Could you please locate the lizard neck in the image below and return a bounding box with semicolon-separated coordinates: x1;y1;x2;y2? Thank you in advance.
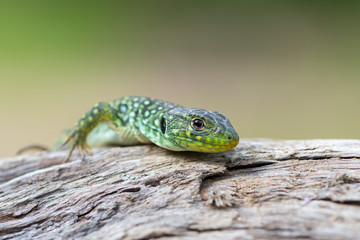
111;96;180;148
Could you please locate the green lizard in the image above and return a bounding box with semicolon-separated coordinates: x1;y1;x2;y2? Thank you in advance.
27;96;239;161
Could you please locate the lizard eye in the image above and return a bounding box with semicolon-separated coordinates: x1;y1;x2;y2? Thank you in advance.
192;119;204;130
161;117;166;134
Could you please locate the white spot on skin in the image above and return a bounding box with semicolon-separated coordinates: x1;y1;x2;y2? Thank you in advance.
154;119;160;126
120;105;127;113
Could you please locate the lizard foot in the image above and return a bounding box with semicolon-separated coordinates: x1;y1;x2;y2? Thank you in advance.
62;130;93;162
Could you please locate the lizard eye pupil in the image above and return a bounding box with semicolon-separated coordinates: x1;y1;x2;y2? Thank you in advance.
192;119;204;130
161;117;166;134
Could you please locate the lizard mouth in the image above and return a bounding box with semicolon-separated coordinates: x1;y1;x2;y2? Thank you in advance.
173;135;239;153
229;138;239;150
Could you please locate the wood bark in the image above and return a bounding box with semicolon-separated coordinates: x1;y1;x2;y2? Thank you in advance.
0;139;360;240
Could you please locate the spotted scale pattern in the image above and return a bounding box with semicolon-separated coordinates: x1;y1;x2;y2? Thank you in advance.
62;96;239;161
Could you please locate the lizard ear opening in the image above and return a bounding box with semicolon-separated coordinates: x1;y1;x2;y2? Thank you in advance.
161;117;166;134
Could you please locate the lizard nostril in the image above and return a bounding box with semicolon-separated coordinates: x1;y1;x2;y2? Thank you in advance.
227;135;232;140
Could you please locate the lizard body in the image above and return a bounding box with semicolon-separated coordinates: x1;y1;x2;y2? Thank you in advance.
60;96;239;161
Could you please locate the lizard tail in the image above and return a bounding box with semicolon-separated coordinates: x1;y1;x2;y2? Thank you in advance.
17;129;73;156
16;145;49;155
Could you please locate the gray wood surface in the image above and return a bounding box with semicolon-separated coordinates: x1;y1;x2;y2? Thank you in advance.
0;139;359;240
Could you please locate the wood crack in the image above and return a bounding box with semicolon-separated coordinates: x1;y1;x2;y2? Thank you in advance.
0;139;359;239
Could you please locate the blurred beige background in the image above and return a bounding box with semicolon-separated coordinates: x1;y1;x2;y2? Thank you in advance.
1;1;359;158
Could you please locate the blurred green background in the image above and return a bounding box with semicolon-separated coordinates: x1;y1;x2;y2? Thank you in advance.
1;1;359;158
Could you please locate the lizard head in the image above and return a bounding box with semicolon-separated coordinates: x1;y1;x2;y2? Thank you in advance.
160;108;239;152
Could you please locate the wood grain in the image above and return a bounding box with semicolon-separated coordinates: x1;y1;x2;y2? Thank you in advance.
0;139;359;239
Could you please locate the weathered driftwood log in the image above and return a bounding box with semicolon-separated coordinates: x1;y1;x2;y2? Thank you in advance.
0;139;360;240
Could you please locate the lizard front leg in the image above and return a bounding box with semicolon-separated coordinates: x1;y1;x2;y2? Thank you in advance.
63;102;118;162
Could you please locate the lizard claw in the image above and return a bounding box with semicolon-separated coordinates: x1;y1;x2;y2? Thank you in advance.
62;130;93;162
